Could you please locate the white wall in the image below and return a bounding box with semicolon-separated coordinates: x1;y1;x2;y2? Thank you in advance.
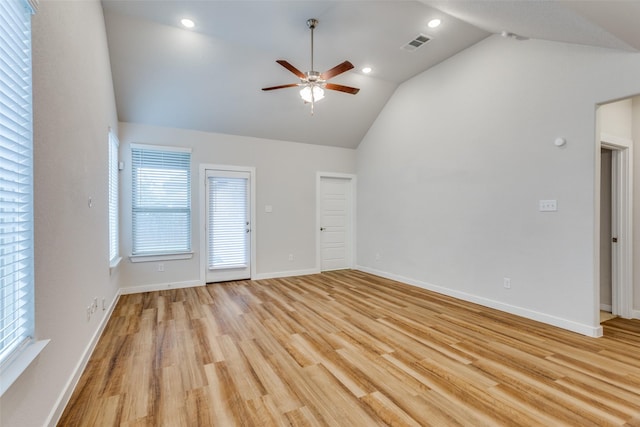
117;122;356;291
600;98;633;139
356;35;640;336
0;1;120;426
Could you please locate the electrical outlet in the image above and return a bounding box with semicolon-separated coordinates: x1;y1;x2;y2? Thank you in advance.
157;263;164;272
102;298;106;311
503;277;511;289
288;254;294;261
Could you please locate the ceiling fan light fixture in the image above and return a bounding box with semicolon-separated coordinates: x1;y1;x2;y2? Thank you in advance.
300;85;325;103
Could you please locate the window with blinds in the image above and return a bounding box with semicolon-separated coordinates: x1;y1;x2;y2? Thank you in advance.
131;145;191;255
208;176;248;269
0;0;35;367
108;131;119;263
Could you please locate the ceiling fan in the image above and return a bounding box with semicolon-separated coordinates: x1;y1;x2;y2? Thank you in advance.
262;18;360;113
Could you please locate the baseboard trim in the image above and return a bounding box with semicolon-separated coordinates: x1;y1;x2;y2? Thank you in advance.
253;268;319;281
46;290;121;427
632;309;640;319
600;304;612;312
120;270;321;294
356;265;603;338
119;279;203;294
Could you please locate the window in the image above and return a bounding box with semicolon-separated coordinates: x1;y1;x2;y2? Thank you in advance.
108;131;119;265
0;0;40;389
131;145;191;256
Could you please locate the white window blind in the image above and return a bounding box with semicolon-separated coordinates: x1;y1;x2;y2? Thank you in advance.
208;176;248;269
0;0;35;366
108;131;119;263
131;145;191;255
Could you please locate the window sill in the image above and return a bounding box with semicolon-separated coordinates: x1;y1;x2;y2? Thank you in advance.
0;339;50;397
129;252;194;263
109;256;122;272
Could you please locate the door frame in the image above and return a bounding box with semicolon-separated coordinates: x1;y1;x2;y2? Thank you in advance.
199;164;256;283
316;172;357;272
599;133;633;319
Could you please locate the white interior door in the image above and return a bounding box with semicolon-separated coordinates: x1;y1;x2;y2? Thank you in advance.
319;176;352;271
206;170;251;283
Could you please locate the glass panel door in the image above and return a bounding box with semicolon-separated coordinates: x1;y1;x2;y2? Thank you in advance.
206;169;251;282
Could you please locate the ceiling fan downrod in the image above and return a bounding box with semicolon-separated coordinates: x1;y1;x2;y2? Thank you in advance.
307;18;318;73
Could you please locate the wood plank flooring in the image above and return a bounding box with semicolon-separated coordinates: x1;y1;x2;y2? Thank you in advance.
58;270;640;426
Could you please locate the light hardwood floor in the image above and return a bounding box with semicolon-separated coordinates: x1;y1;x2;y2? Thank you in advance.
59;270;640;426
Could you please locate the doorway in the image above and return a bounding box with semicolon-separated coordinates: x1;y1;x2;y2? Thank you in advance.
598;138;632;319
316;173;356;271
200;165;256;283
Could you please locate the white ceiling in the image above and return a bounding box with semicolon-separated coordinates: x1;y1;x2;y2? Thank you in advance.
101;0;640;149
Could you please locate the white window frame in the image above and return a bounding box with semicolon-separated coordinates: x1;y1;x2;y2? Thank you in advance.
129;144;193;262
108;130;121;268
0;0;49;398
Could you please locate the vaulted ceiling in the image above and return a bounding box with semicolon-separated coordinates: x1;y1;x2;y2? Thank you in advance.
102;1;640;149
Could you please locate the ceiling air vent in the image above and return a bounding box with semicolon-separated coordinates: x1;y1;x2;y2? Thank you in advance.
401;34;431;52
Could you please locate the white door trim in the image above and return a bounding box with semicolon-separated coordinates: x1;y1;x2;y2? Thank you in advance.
199;164;256;283
599;133;633;319
316;172;357;272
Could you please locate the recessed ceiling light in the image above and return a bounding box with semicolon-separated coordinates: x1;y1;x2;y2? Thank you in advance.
362;67;372;74
427;19;441;28
180;18;195;29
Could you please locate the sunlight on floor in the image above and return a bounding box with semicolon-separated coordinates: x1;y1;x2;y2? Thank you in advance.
600;311;617;323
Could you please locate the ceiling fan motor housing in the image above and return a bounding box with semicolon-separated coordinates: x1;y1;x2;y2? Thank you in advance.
306;71;321;82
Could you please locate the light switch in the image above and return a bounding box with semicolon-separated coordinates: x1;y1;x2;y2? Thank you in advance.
265;205;273;213
539;200;557;212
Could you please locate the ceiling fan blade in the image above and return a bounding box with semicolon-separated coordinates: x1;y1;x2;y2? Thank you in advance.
320;61;354;80
276;60;306;79
325;83;360;95
262;83;299;91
